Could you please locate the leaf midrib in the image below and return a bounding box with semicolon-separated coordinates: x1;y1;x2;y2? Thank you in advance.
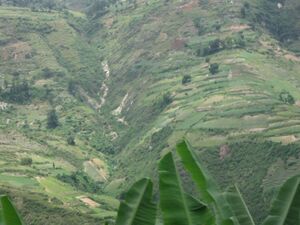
128;180;149;225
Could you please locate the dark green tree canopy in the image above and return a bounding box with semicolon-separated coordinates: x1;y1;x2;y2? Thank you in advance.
47;109;59;129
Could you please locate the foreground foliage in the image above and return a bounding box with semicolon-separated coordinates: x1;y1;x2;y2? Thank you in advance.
115;140;300;225
1;140;300;225
0;195;23;225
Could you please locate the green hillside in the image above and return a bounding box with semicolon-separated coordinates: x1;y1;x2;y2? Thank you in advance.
0;0;300;224
0;5;118;225
89;0;300;222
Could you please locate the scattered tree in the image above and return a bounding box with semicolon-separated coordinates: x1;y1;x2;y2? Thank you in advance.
213;23;221;31
68;80;77;95
67;135;76;145
160;92;173;108
209;63;219;75
193;17;206;35
47;109;59;129
86;0;109;18
0;78;31;103
20;157;33;166
182;75;192;85
241;6;246;18
279;91;295;105
42;68;65;79
57;171;103;193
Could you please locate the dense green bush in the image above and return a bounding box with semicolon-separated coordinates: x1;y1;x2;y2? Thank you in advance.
57;171;103;193
182;75;192;85
20;157;33;166
67;80;78;96
193;17;206;35
160;92;173;108
42;68;65;79
86;0;110;19
279;91;295;105
47;109;59;129
16;20;54;34
67;135;76;145
209;63;219;75
0;78;31;104
197;33;246;57
240;2;250;18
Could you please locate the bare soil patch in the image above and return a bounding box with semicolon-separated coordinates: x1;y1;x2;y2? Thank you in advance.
284;54;300;62
177;0;198;11
77;196;100;208
227;24;250;32
1;41;31;61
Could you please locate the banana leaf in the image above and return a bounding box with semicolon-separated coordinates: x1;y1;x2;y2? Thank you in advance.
0;195;23;225
159;152;215;225
0;208;3;225
225;185;256;225
176;140;235;225
115;178;156;225
262;176;300;225
185;194;215;225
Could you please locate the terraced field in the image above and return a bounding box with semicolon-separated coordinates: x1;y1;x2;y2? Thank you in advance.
0;0;300;224
88;0;300;222
0;6;118;224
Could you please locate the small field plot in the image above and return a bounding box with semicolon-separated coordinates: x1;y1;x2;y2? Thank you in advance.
0;173;40;188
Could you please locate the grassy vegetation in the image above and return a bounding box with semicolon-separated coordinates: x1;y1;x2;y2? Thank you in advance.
113;140;300;225
1;0;300;224
87;0;300;222
0;5;116;224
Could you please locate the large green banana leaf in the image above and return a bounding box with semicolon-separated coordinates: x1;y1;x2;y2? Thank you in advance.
0;195;23;225
262;176;300;225
115;178;156;225
225;185;256;225
176;140;235;225
185;194;215;225
159;152;215;225
0;207;3;225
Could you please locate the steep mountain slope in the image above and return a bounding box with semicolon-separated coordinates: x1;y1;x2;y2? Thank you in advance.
0;6;118;225
88;0;300;222
0;0;300;224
